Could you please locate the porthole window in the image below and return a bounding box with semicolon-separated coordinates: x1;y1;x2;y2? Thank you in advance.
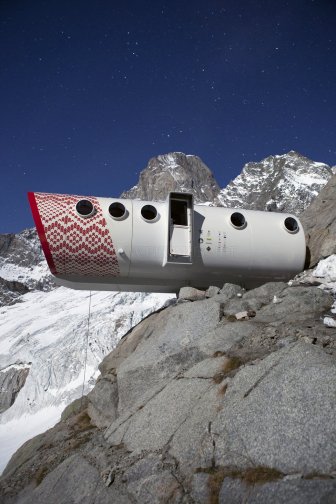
284;217;299;234
141;204;158;222
230;212;246;229
109;202;127;220
76;199;95;217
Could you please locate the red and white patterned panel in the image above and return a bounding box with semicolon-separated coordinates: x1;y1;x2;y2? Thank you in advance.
32;192;120;277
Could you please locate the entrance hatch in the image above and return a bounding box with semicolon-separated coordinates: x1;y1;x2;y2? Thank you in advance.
167;193;193;264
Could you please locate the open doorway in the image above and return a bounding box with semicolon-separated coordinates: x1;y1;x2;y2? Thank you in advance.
168;193;193;263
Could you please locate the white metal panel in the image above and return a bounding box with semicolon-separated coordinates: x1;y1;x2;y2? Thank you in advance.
130;200;167;278
193;206;253;270
170;225;191;256
191;205;305;284
248;211;306;275
98;197;133;276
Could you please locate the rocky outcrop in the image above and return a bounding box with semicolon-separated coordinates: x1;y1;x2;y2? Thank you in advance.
1;281;335;503
0;228;54;297
0;278;29;307
121;152;221;203
300;174;336;267
217;151;332;214
0;229;43;268
0;364;30;414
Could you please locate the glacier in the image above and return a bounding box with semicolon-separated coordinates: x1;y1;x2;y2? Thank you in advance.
0;273;173;473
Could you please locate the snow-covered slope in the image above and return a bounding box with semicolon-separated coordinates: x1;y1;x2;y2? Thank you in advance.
217;151;333;214
0;287;173;473
0;231;173;473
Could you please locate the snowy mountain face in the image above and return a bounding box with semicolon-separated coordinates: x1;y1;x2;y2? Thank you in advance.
0;228;54;298
217;151;333;214
121;152;221;202
122;150;332;215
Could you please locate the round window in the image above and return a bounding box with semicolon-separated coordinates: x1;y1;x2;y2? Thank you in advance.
141;205;157;221
230;212;246;229
76;199;95;217
284;217;299;234
109;202;127;220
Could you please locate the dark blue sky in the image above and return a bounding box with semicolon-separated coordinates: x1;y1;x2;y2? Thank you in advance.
1;0;335;233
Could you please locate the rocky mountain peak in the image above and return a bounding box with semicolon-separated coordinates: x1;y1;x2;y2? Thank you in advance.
121;152;221;203
217;151;333;214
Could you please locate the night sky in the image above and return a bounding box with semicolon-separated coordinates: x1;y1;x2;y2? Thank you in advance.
1;0;335;233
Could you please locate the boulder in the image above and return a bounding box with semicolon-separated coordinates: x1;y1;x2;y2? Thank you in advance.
212;282;245;304
205;285;220;298
178;286;206;301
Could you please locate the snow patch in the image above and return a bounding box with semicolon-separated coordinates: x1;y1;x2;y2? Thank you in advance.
0;262;49;284
313;254;336;283
323;317;336;328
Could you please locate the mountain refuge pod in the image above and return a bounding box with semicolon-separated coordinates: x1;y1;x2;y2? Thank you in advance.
28;191;306;292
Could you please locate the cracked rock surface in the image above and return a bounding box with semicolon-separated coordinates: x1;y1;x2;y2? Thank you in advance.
0;366;30;414
0;282;335;503
301;173;336;267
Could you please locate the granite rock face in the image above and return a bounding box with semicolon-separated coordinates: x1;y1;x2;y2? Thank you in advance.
300;173;336;267
121;152;221;202
1;282;335;503
0;365;30;414
0;278;29;307
0;229;43;269
0;228;55;298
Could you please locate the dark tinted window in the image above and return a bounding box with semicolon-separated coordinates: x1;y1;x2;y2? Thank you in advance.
109;202;126;219
230;212;246;229
141;205;157;221
76;199;94;216
284;217;299;233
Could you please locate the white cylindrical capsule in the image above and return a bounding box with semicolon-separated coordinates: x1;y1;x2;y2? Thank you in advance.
28;191;306;292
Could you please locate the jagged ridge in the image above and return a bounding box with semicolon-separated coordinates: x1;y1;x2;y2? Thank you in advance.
217;150;333;214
